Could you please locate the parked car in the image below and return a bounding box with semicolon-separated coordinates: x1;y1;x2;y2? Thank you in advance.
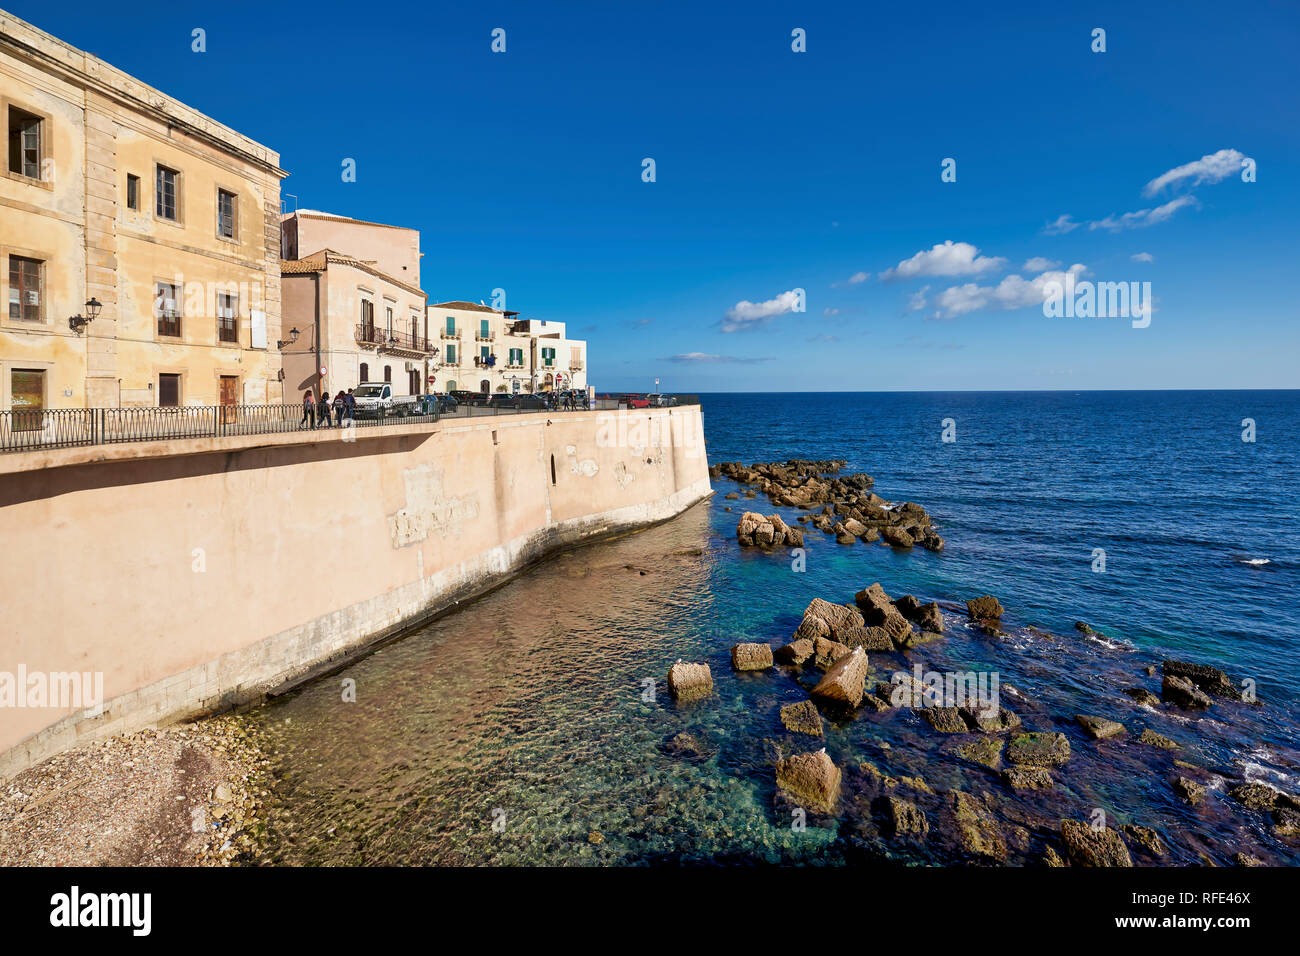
414;394;458;415
351;382;419;418
468;392;495;407
448;390;477;405
625;394;651;409
514;394;547;411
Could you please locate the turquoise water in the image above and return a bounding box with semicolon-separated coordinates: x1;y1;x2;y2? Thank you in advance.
246;391;1300;866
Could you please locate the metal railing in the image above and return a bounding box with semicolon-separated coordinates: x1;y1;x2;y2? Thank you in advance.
0;397;703;454
354;323;434;353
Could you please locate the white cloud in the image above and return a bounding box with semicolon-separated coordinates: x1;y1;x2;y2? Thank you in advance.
1143;148;1248;197
1043;214;1080;235
931;264;1087;319
823;307;839;316
834;271;870;287
722;289;804;332
906;286;930;312
1131;252;1154;263
1089;196;1197;232
662;352;771;364
881;241;1006;280
1023;257;1061;272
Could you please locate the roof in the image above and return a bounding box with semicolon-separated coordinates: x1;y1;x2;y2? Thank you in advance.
283;209;418;233
280;249;426;298
429;301;502;313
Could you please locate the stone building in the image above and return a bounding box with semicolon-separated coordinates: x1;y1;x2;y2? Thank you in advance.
428;301;587;396
0;10;285;412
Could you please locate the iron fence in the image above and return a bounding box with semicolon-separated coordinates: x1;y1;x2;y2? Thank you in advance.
0;397;700;454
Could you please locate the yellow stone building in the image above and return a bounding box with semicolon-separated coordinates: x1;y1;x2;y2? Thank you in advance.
0;11;285;413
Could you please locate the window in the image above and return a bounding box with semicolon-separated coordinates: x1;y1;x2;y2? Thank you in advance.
383;365;391;383
7;107;41;179
158;373;181;407
155;281;181;337
410;370;420;395
10;368;44;411
542;347;556;367
155;164;179;220
445;315;455;334
446;344;456;364
359;362;369;383
217;189;237;238
480;319;489;338
217;292;238;343
480;345;489;361
360;299;375;337
126;174;140;210
386;305;394;332
8;255;42;322
411;316;419;344
509;347;523;366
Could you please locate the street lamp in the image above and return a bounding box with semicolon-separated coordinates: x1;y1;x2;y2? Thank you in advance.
68;298;102;334
277;326;300;349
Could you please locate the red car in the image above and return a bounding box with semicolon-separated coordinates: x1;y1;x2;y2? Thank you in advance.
624;395;651;408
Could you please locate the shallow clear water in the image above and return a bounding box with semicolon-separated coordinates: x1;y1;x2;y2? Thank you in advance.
245;391;1300;865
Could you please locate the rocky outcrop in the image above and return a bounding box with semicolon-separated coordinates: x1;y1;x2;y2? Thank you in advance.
920;706;969;734
946;791;1007;862
957;736;1005;769
666;661;713;700
1161;673;1212;709
1123;687;1162;707
840;625;895;651
1005;732;1070;768
774;638;814;666
1163;660;1243;701
1138;729;1180;750
736;511;804;549
879;795;929;838
965;595;1004;620
1172;776;1207;806
1003;767;1055;791
1121;824;1167;857
1061;820;1132;867
730;643;774;672
1075;714;1126;740
779;699;823;736
812;636;852;670
811;647;869;709
961;705;1021;734
794;598;865;642
776;749;841;814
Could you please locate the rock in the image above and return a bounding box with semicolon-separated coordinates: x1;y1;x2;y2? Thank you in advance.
1162;673;1212;709
879;795;929;839
214;783;233;803
811;647;869;709
965;595;1004;620
1234;852;1264;867
1043;846;1067;867
784;527;804;547
1075;715;1126;740
666;661;713;700
1272;807;1300;837
961;705;1021;734
1123;687;1161;707
835;533;856;545
1137;729;1180;750
812;636;851;670
947;791;1006;862
972;618;1003;637
920;706;969;734
921;535;944;552
776;750;841;814
1074;621;1094;634
735;511;765;546
753;521;776;547
588;831;604;845
1229;783;1283;810
957;736;1005;769
893;595;921;618
731;643;774;672
794;598;865;642
1006;732;1070;768
915;603;944;633
1061;820;1132;867
840;625;894;652
881;526;914;548
860;528;881;543
661;732;713;761
1121;824;1166;857
1163;660;1243;701
775;638;815;666
1171;776;1207;806
724;492;739;499
779;699;823;736
1003;767;1054;791
842;518;868;537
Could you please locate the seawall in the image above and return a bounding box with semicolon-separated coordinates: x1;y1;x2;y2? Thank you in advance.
0;406;712;778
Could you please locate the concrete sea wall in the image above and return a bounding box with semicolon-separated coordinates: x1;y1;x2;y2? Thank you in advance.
0;406;712;777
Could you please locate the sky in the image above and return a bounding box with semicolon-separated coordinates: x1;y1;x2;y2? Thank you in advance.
16;0;1300;391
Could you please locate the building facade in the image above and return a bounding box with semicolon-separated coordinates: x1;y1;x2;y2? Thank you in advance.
427;302;587;396
0;11;285;412
279;211;431;400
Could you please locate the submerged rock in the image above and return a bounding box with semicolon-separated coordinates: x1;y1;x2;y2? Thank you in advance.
1229;782;1285;810
1006;732;1070;768
1120;823;1167;857
666;661;713;700
811;647;869;709
878;795;929;839
1075;714;1126;740
776;750;841;814
1123;687;1162;708
1172;776;1207;806
920;706;969;734
1061;820;1132;867
946;791;1006;862
661;732;713;762
731;642;774;672
965;595;1004;620
957;736;1005;769
1003;767;1055;791
961;705;1021;734
779;699;823;737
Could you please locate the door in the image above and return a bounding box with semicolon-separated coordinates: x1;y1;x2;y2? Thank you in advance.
219;375;238;424
158;373;180;407
409;370;420;395
10;368;44;432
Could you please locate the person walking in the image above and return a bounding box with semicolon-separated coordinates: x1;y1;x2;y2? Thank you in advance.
299;390;315;429
333;391;346;425
346;388;356;421
317;390;332;428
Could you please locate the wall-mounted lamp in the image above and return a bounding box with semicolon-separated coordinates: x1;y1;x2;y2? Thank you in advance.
68;298;103;334
276;327;300;349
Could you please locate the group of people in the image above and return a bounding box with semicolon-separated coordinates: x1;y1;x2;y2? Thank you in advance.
299;389;356;428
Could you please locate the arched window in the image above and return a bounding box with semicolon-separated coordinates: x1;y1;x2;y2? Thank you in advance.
480;379;490;393
383;365;392;383
359;362;369;383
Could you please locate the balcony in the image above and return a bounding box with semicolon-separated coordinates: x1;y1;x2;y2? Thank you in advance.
570;360;584;371
440;328;460;340
475;332;495;342
355;323;435;355
504;362;525;370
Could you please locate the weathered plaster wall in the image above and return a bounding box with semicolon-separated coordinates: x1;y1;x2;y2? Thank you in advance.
0;405;711;777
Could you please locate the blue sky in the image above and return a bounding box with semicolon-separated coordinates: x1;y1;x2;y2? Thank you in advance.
20;0;1299;390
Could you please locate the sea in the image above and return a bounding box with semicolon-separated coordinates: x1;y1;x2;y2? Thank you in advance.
242;390;1300;866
